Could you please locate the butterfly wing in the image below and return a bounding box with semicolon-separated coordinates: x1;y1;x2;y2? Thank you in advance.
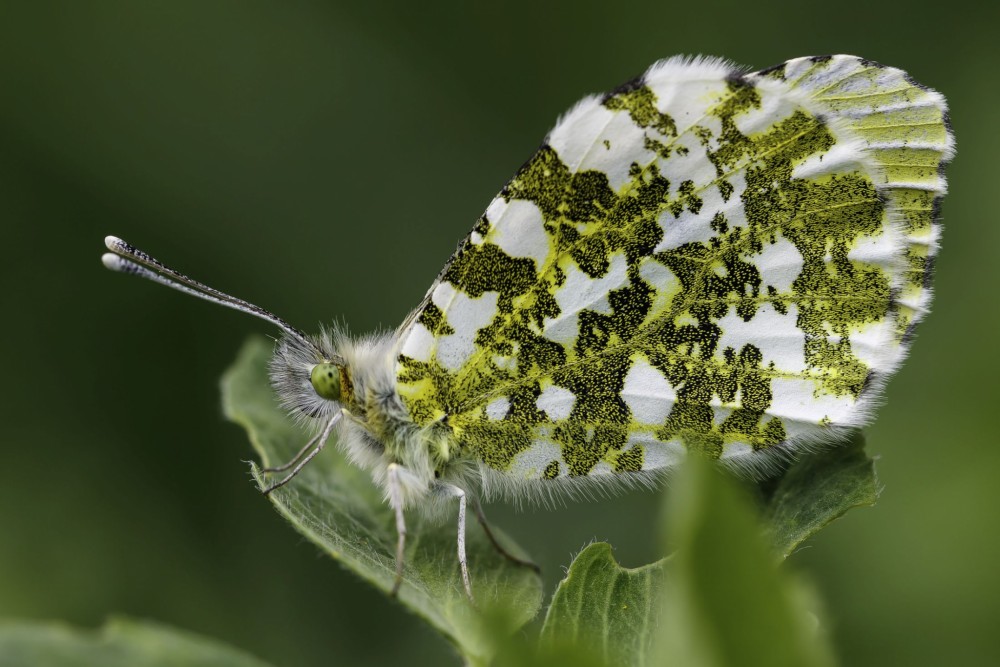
395;55;952;491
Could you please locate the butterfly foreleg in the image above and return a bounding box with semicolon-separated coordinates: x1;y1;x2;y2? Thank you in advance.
261;412;341;495
259;431;321;474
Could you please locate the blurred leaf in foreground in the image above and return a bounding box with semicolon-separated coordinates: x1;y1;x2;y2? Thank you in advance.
538;439;875;666
657;457;836;667
220;337;543;666
0;617;272;667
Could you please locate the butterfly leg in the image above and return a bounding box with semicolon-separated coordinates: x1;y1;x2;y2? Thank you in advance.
471;496;541;574
440;484;474;601
261;413;341;495
387;463;407;597
260;431;321;473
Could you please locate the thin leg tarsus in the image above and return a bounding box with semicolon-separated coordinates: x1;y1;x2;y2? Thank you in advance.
260;432;321;473
452;486;474;602
388;464;407;598
261;413;340;495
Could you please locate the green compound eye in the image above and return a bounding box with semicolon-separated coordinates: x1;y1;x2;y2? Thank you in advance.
310;363;342;401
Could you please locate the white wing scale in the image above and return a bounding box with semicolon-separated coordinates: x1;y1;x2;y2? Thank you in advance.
395;55;952;499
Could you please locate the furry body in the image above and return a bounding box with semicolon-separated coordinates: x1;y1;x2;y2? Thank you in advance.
271;327;477;517
104;54;953;600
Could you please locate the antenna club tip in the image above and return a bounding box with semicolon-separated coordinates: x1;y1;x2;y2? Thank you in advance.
105;235;125;251
102;253;124;271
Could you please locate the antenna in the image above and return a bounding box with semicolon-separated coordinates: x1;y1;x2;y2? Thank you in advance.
102;235;316;352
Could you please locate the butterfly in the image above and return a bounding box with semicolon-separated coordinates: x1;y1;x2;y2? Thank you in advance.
103;55;953;600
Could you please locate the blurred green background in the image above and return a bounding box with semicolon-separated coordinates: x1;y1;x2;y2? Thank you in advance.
1;1;996;665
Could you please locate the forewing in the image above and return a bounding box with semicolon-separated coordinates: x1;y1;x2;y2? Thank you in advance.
396;55;952;488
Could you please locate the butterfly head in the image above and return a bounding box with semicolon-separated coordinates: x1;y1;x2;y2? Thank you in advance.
268;329;351;424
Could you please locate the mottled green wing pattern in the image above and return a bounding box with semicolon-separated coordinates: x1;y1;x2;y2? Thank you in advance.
396;55;952;494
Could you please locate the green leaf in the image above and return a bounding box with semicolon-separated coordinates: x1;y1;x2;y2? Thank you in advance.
657;457;835;667
762;433;878;558
0;617;273;667
220;337;543;666
536;437;875;666
540;543;665;667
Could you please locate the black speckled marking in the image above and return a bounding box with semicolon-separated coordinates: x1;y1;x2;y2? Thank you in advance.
603;84;678;138
395;55;951;481
418;302;454;336
613;445;644;473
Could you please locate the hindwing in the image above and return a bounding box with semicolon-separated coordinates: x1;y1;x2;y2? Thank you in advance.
395;55;953;485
